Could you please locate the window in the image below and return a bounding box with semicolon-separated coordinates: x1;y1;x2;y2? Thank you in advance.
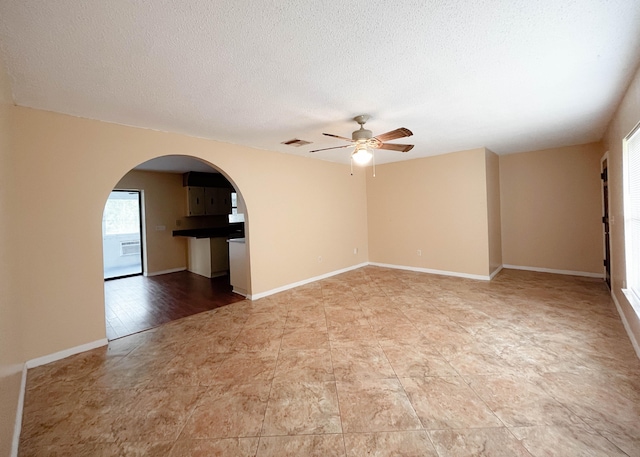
623;122;640;309
103;191;141;235
228;191;245;223
231;192;238;215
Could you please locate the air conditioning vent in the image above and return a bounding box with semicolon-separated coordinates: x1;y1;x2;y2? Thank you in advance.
120;240;141;256
281;138;312;147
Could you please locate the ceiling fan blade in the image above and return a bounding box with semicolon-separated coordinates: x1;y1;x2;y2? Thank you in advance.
374;128;413;142
378;143;414;152
323;133;354;142
309;144;354;153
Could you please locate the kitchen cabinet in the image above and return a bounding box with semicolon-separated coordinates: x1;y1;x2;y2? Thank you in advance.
187;187;231;216
205;187;232;215
187;186;205;216
187;237;229;278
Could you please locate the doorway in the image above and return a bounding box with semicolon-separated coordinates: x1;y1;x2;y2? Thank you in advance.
102;190;143;280
102;156;251;340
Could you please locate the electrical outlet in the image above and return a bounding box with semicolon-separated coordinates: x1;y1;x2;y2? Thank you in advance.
318;256;323;263
175;219;182;227
155;225;166;231
353;248;358;254
417;249;422;256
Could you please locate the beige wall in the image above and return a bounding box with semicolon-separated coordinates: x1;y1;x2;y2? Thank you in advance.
500;142;604;274
0;55;21;456
115;170;188;274
367;148;491;277
603;64;640;349
485;149;502;274
10;106;369;360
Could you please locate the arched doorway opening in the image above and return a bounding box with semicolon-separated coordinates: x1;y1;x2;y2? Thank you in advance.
102;154;250;340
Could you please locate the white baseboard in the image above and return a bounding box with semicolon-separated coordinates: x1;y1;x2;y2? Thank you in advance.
231;262;604;301
502;264;604;278
490;264;504;279
368;262;492;281
25;338;108;369
250;262;369;300
611;291;640;360
232;288;248;297
144;267;186;277
13;339;107;455
13;338;107;455
11;364;27;457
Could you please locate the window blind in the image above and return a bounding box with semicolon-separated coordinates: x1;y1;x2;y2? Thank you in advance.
624;122;640;304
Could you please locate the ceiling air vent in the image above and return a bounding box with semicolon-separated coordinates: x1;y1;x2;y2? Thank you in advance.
281;138;312;147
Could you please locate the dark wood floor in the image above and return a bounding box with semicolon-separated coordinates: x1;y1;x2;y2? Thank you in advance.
104;271;245;340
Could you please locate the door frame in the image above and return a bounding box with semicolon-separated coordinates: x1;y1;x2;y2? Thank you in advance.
601;152;611;289
103;189;145;280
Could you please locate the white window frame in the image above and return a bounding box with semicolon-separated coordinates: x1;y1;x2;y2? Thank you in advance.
623;121;640;313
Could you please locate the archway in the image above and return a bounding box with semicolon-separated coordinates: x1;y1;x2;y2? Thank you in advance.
102;154;250;340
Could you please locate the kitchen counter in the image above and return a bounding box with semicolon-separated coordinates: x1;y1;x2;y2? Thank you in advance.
172;222;244;239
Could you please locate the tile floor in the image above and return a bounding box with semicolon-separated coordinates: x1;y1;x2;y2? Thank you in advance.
19;266;640;456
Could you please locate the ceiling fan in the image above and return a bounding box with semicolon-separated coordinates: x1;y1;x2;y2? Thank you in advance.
310;114;414;165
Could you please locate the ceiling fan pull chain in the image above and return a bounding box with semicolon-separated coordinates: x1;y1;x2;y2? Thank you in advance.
350;156;354;176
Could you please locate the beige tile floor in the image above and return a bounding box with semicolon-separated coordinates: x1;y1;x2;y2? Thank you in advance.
19;267;640;456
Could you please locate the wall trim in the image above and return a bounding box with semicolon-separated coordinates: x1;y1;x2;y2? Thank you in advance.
15;339;108;454
489;264;504;279
250;262;369;300
368;262;492;281
144;267;186;277
233;288;248;298
11;364;27;457
611;291;640;360
25;338;108;369
502;264;604;278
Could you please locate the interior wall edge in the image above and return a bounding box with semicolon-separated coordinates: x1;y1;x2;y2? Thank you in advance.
490;264;504;279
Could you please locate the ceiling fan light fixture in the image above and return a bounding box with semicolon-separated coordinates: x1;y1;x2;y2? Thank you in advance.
309;115;413;174
352;145;373;165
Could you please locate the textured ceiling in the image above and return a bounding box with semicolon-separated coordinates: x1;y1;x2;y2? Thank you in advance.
1;0;640;165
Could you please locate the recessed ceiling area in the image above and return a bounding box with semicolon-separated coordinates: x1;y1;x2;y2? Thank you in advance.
0;1;639;165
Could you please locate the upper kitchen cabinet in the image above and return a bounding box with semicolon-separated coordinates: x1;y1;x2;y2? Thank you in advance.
205;187;231;215
186;186;232;216
187;186;205;216
184;172;234;217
